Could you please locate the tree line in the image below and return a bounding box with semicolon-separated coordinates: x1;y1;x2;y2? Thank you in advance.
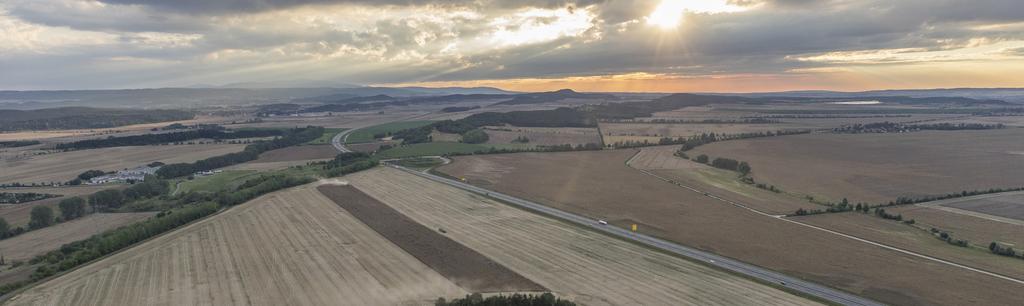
0;192;59;204
435;293;575;306
0;107;194;132
831;122;1004;134
156;126;324;178
56;128;284;150
599;118;780;124
0;140;41;148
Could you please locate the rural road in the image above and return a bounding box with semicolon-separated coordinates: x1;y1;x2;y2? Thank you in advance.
388;164;884;306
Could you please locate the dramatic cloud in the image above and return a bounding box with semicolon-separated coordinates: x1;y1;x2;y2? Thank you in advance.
1;0;1023;91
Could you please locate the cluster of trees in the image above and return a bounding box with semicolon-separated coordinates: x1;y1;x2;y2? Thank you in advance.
930;228;968;247
989;242;1019;258
440;106;480;113
0;140;41;148
215;174;315;206
157;126;324;178
435;293;575;306
460;129;489;144
600;118;780;124
832;122;1004;134
316;152;380;178
586;93;754;120
56;128;284;150
442;143;604;157
708;158;751;175
0;192;59;204
512;135;530;143
0;107;194;131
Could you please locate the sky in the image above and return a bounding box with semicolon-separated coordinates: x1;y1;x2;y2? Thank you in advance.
2;0;1024;92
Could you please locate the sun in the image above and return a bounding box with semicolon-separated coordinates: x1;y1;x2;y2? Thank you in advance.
647;0;686;29
647;0;752;29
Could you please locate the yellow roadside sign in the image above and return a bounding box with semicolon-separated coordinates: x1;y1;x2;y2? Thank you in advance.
631;224;637;232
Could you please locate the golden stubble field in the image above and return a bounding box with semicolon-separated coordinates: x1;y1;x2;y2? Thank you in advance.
0;212;156;262
436;150;1024;306
0;144;246;185
8;184;467;305
346;167;817;306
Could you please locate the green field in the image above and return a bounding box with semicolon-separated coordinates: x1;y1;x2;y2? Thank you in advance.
175;170;260;194
308;128;347;145
376;142;533;159
345;121;434;144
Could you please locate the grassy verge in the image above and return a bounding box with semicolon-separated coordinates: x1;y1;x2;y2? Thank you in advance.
175;170;260;194
308;128;347;145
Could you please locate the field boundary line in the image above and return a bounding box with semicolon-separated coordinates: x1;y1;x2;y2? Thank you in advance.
625;150;1024;287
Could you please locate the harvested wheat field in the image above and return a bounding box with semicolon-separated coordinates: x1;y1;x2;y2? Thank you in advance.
346;167;817;306
629;146;823;214
7;184;467;305
0;185;119;227
0;212;155;261
318;185;543;293
793;212;1024;280
924;191;1024;221
0;144;246;185
888;204;1024;248
436;150;1024;306
690;129;1024;204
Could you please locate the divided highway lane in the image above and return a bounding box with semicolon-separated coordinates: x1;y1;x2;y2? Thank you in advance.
390;164;884;306
330;128;355;153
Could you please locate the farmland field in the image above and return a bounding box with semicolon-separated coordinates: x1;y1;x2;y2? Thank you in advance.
346;167;818;306
929;191;1024;221
600;122;807;139
0;144;246;185
792;212;1024;280
175;170;259;194
629;146;823;214
8;184;467;305
888;204;1024;248
689;129;1024;204
318;184;544;293
0;185;120;227
482;126;602;146
306;128;347;145
344;120;434;144
436;150;1024;305
0;212;155;261
251;144;338;163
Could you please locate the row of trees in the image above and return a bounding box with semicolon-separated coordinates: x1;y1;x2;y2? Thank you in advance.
832;122;1004;134
56;128;284;150
599;118;780;124
0;140;41;148
156;126;324;178
460;129;489;144
435;293;575;306
0;192;59;204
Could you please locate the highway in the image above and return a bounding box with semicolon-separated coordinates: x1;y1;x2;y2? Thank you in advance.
330;128;355;153
388;164;884;306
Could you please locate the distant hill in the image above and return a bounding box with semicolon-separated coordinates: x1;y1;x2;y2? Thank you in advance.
735;88;1024;104
494;89;618;105
0;107;194;131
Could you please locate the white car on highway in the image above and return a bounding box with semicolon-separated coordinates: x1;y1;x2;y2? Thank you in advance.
597;219;608;225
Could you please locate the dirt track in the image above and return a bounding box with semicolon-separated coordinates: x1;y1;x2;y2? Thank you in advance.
8;184;466;305
346;167;818;306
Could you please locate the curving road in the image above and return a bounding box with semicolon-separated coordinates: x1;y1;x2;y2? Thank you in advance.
388;164;884;306
330;128;356;153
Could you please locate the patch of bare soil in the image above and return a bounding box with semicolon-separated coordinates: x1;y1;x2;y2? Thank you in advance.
252;145;338;163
